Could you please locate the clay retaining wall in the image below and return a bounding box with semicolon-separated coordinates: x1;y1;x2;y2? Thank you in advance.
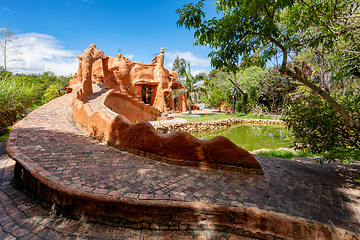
104;90;160;122
71;85;263;174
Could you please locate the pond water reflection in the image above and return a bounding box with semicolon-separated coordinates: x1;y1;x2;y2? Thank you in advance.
192;124;293;152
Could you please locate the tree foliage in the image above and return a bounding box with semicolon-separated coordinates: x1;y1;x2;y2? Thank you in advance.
0;23;22;72
172;55;187;74
0;73;35;135
176;0;360;129
171;63;207;113
236;66;266;93
207;86;226;110
258;66;297;111
0;70;71;135
286;93;360;164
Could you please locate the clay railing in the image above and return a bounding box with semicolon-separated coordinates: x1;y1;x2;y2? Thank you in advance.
103;90;160;122
71;84;263;175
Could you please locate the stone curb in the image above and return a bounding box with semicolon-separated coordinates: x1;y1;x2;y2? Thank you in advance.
155;118;285;133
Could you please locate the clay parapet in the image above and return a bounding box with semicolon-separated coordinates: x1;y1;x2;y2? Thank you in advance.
72;92;263;174
104;89;160;122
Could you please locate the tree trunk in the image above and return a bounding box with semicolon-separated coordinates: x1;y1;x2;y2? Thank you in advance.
279;65;359;129
266;35;358;129
313;46;332;93
232;88;236;114
187;99;192;114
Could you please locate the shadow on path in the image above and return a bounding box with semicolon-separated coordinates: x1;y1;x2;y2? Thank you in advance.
1;140;254;240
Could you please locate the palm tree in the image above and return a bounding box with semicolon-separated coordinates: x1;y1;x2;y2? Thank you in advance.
170;63;207;114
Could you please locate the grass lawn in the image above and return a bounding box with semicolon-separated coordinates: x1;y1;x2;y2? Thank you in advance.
256;149;322;159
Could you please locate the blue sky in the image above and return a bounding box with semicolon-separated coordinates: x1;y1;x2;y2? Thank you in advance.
0;0;217;76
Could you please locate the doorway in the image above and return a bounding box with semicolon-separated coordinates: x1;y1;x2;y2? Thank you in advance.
142;85;152;104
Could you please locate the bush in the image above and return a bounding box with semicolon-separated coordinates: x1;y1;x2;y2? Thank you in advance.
0;71;71;137
258;66;297;111
0;76;36;135
240;93;249;113
249;86;258;104
250;104;268;117
42;85;60;103
257;149;322;159
285;93;360;164
208;86;226;110
235;100;242;113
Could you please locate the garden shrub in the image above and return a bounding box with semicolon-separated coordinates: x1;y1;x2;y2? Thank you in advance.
42;85;60;103
235;100;242;113
240;93;249;113
249;86;258;105
0;70;71;137
0;76;36;135
285;93;360;164
208;86;226;110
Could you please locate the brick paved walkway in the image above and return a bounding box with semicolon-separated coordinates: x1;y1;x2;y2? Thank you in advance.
1;142;254;240
4;89;360;239
84;85;118;119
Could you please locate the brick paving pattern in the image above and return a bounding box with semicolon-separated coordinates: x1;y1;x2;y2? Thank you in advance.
1;141;255;239
84;85;118;119
3;89;360;238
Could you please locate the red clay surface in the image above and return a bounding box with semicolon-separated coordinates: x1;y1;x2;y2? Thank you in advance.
4;91;360;239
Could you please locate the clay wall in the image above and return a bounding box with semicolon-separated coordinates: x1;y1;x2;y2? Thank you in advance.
103;90;160;122
71;85;263;174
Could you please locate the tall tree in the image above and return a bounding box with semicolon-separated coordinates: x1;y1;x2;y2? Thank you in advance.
171;62;207;114
0;23;21;72
176;0;360;129
172;55;187;74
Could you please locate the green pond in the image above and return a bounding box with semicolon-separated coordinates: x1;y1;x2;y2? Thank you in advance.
192;124;293;152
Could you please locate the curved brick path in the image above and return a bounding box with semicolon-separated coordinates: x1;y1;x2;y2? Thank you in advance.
3;90;360;239
1;142;253;240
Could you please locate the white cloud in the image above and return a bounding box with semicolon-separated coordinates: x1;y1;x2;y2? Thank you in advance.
192;70;207;77
124;54;134;60
5;33;79;76
3;8;10;12
165;51;211;76
165;51;211;69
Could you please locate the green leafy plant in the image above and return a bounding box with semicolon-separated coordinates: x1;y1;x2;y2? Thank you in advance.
42;85;60;103
207;86;226;110
0;70;71;137
176;0;360;130
0;75;36;135
240;93;248;113
250;104;268;117
285;93;360;164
